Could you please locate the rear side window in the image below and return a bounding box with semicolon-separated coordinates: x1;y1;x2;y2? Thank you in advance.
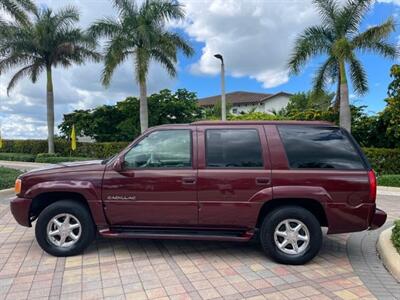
277;126;365;170
206;129;263;168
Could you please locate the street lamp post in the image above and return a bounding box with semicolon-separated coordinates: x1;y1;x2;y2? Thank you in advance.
214;54;226;121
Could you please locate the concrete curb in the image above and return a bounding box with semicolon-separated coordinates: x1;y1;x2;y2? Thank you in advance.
0;188;14;197
377;226;400;283
377;186;400;196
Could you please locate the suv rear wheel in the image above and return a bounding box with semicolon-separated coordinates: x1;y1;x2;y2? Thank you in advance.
260;206;322;265
35;200;95;256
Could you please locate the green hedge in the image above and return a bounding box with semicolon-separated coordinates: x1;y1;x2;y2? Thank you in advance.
35;156;97;164
363;148;400;175
0;167;22;189
0;140;129;159
377;175;400;187
392;220;400;254
0;152;36;162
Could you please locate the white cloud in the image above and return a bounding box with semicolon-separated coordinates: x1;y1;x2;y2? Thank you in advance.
180;0;321;88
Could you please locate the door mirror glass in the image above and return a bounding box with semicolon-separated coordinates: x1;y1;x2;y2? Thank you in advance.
124;130;192;169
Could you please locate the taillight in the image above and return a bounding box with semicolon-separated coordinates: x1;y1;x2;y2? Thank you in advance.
368;170;377;202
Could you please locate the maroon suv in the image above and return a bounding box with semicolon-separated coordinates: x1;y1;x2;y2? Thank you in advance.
10;121;387;264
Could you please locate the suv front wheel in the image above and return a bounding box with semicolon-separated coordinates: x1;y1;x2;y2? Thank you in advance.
260;206;322;265
35;200;95;257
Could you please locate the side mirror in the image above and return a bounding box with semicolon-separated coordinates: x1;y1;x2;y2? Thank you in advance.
113;156;125;172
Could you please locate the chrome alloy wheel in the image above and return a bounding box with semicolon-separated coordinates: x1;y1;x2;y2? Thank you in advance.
273;219;310;255
46;213;82;248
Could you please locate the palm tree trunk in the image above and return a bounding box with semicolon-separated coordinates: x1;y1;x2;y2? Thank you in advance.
46;65;55;154
339;60;351;132
139;79;148;133
334;72;341;111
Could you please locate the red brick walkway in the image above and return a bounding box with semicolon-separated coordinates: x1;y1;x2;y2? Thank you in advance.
0;195;397;300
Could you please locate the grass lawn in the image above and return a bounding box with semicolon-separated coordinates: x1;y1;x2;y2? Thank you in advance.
0;167;23;190
378;175;400;187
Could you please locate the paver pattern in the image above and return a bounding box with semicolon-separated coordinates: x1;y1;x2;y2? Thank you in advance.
0;194;398;300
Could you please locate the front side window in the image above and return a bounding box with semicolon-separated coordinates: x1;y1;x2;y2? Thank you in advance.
124;130;191;169
278;125;365;170
206;129;263;168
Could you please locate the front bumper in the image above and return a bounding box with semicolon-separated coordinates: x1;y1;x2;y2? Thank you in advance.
10;197;32;227
369;208;387;230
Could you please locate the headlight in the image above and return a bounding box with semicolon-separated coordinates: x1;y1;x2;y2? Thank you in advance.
15;179;22;195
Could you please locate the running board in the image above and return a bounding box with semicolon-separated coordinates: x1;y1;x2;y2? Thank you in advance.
99;228;254;242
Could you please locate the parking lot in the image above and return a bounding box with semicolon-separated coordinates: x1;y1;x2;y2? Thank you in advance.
0;194;398;300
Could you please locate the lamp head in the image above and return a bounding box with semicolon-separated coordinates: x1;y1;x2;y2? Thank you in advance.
214;54;223;62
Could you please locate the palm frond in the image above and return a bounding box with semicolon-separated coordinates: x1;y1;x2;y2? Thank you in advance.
356;40;398;58
88;18;122;39
144;0;185;23
113;0;137;18
0;0;36;24
163;32;194;57
312;56;337;92
7;63;36;95
288;25;332;74
52;6;80;29
150;48;176;77
312;0;339;29
101;37;131;86
348;54;368;95
0;54;35;74
353;18;395;45
338;0;373;35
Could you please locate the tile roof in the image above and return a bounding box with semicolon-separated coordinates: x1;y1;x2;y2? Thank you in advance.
197;91;291;107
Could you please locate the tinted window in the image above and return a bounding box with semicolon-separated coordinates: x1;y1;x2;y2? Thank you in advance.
278;126;365;170
206;129;263;168
124;130;191;168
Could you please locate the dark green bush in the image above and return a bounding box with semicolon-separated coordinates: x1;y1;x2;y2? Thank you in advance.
0;167;22;189
0;152;36;162
0;140;129;159
392;220;400;254
363;148;400;175
377;175;400;187
35;156;97;163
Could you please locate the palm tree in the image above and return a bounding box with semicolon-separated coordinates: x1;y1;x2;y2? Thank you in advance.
288;0;398;131
89;0;194;133
0;0;37;25
0;7;100;153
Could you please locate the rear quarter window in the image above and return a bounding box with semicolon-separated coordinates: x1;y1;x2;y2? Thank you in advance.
277;125;366;170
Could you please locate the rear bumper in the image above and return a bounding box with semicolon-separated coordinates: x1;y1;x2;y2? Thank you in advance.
369;208;387;230
326;203;387;234
10;197;32;227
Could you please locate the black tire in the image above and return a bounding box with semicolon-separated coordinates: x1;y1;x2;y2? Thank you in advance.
260;206;322;265
35;200;96;257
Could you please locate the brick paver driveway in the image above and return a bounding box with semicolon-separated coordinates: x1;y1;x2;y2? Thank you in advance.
0;194;398;300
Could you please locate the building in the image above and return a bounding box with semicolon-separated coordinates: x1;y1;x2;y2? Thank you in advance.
198;91;292;115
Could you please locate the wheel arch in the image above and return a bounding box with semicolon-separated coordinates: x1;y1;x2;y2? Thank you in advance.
256;198;328;228
30;191;92;222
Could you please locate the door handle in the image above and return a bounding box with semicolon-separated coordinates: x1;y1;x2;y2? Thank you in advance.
256;177;270;186
182;177;196;185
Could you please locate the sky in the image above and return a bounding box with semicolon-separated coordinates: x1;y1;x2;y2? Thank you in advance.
0;0;399;139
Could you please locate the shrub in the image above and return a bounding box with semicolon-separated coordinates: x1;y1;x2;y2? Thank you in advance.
0;140;129;159
363;148;400;175
0;152;36;162
377;175;400;187
392;220;400;254
229;112;281;121
0;167;22;189
35;156;97;164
